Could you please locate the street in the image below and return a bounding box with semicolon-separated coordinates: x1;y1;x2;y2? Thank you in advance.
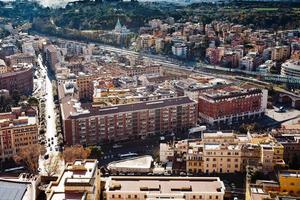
34;54;64;175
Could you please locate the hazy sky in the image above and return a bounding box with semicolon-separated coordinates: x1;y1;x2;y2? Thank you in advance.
35;0;76;7
0;0;77;7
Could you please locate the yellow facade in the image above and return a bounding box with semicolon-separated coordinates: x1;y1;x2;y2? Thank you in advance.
279;170;300;196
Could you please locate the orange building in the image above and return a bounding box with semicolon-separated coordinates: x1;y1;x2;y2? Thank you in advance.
0;107;38;161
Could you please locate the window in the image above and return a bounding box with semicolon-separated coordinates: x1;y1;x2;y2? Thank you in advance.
209;195;212;199
128;195;131;198
216;196;219;199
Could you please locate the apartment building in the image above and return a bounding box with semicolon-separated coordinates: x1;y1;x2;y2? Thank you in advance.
206;47;224;65
0;59;7;74
76;73;98;101
186;141;204;174
271;46;290;62
203;143;242;173
61;96;197;145
163;132;288;174
93;85;176;108
172;43;188;58
44;45;59;71
241;144;261;171
198;85;268;127
0;64;33;95
275;135;300;166
46;159;101;200
117;64;161;77
7;53;36;67
104;176;225;200
251;134;285;172
279;170;300;196
0;107;38;161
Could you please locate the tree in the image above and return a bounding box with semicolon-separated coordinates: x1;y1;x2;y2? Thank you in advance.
11;90;21;106
63;145;91;163
13;144;42;174
28;97;39;106
44;154;62;176
0;95;12;112
88;146;103;159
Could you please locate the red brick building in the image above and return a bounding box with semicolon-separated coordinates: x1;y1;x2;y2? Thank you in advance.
198;85;268;127
61;97;197;145
0;65;33;95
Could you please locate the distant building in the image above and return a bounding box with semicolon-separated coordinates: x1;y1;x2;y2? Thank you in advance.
172;43;187;58
110;19;133;45
206;47;224;65
0;59;7;74
271;46;290;62
113;18;131;37
240;56;254;71
46;159;101;200
104;176;225;200
44;45;59;71
137;34;155;50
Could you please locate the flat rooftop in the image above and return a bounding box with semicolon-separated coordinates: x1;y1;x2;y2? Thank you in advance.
200;85;262;100
203;131;235;138
108;156;153;170
48;159;98;197
106;176;225;194
204;143;241;151
63;96;195;120
280;171;300;178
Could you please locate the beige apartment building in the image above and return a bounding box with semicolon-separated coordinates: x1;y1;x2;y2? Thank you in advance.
186;141;204;174
203;143;242;173
271;46;290;61
104;176;225;200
